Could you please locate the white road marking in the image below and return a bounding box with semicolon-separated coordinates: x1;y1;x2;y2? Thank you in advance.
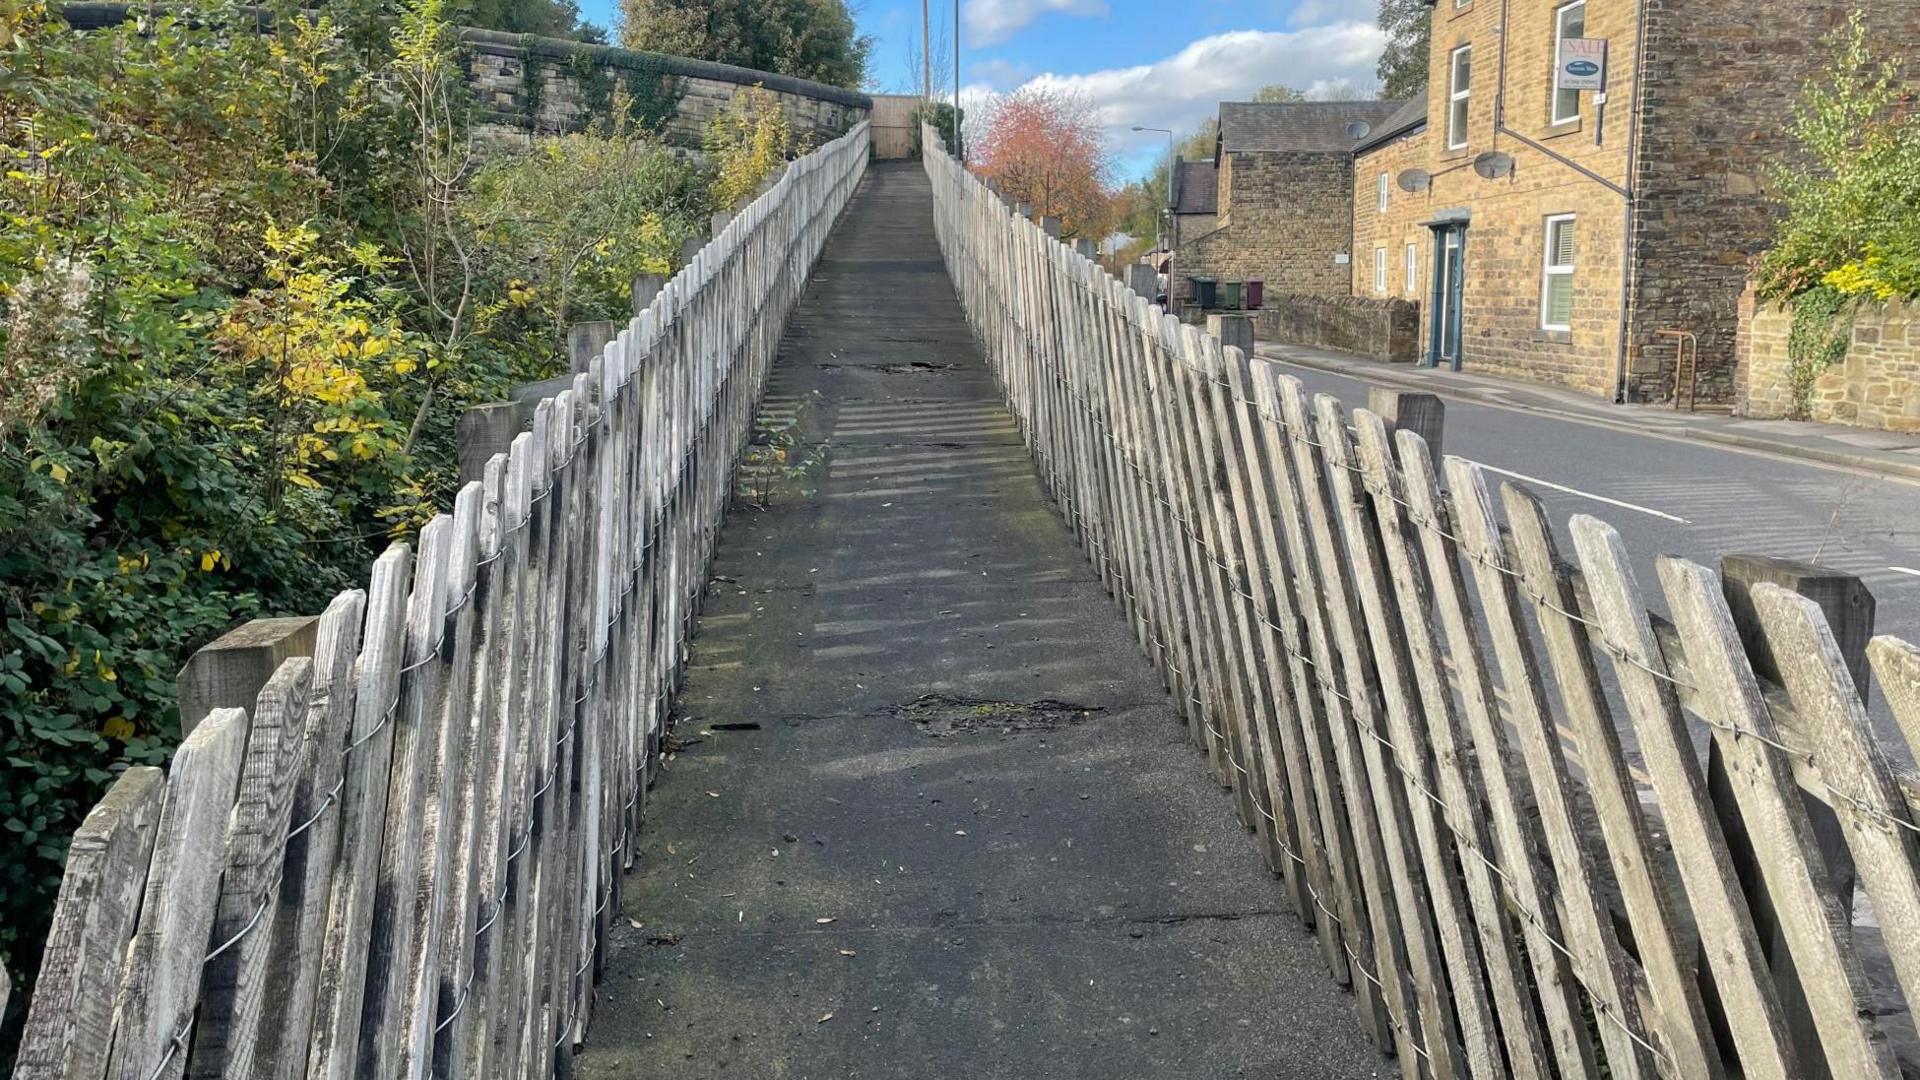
1892;566;1920;578
1475;463;1691;524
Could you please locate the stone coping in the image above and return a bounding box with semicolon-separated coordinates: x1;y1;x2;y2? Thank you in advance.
57;2;873;111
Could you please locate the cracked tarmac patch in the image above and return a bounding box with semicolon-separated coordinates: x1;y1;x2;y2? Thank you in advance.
890;693;1104;737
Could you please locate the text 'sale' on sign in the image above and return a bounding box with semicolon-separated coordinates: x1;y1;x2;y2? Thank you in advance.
1558;37;1607;91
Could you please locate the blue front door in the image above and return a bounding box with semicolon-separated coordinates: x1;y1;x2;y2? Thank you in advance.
1429;226;1465;369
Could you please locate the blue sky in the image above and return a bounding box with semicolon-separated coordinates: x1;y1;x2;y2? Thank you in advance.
577;0;1388;179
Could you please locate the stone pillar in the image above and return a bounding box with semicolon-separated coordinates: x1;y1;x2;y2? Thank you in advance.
177;617;318;737
679;234;705;268
1127;263;1157;301
1710;554;1874;1080
1040;216;1062;240
1014;201;1033;221
1206;313;1255;361
1074;239;1098;260
569;320;616;377
711;210;733;238
1365;388;1445;463
631;272;666;316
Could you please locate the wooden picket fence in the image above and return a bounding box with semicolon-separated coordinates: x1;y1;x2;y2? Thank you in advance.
9;121;869;1080
922;126;1920;1079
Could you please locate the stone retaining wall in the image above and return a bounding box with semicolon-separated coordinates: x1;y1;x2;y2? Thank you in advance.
1252;293;1421;363
1737;289;1920;432
61;5;869;154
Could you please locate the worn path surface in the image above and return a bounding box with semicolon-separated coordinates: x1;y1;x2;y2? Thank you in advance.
577;163;1385;1078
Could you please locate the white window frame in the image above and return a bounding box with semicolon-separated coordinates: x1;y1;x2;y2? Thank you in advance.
1541;213;1576;331
1375;247;1388;294
1448;45;1473;150
1377;172;1390;213
1404;242;1418;293
1552;1;1586;126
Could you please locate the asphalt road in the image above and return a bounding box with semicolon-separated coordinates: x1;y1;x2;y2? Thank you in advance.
1276;361;1920;758
1278;362;1920;641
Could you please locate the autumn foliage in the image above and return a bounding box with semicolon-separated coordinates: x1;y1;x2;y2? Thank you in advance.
972;87;1114;241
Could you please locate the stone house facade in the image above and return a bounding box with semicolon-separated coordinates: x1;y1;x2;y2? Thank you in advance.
1173;101;1404;307
1169;159;1219;266
1352;0;1920;401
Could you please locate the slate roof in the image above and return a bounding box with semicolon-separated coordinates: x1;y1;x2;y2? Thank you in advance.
1171;158;1218;215
1354;92;1430;154
1215;100;1410;154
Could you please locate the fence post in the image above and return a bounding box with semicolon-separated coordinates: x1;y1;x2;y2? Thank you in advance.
631;273;665;316
1206;313;1254;360
176;616;318;737
458;402;521;485
1365;388;1445;463
1712;553;1874;1080
1040;216;1062;239
1014;201;1032;221
1127;263;1156;300
569;321;616;377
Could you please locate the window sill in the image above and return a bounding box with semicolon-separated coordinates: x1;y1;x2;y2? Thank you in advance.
1448;1;1474;20
1543;119;1583;139
1534;328;1573;344
1439;146;1472;163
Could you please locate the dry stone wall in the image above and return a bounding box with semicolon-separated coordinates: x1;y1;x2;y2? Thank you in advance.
1737;290;1920;432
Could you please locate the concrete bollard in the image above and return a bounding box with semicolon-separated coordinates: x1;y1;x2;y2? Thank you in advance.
1206;313;1255;360
632;272;666;316
1127;263;1157;301
1365;388;1445;463
177;617;318;736
569;320;616;377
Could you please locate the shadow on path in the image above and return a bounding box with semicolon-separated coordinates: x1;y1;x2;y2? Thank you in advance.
577;162;1386;1080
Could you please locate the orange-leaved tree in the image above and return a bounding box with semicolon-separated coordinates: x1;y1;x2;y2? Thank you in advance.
971;87;1114;242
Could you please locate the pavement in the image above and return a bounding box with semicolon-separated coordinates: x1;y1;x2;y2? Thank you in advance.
576;163;1386;1079
1254;340;1920;482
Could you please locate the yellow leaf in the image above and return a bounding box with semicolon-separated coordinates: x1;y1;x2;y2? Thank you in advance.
200;550;219;572
102;717;136;740
49;462;69;483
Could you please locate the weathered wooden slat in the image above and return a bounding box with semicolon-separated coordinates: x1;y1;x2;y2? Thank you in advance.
1660;557;1897;1076
105;707;250;1080
188;657;315;1080
305;543;412;1080
1500;480;1725;1079
1354;422;1555;1080
13;767;166;1080
1570;514;1799;1080
1757;606;1920;1021
256;589;365;1080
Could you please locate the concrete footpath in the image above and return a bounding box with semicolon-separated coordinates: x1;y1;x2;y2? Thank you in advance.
1255;340;1920;482
576;163;1385;1078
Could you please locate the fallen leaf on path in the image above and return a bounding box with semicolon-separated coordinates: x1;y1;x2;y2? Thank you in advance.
818;1013;834;1024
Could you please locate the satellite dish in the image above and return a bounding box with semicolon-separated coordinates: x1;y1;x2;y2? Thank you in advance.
1473;151;1516;179
1344;120;1373;140
1396;168;1432;193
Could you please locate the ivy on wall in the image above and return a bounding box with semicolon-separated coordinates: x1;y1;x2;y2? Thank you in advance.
513;37;684;136
1785;284;1856;419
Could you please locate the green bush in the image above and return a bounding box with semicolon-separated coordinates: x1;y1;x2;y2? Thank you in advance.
1757;12;1920;303
0;0;712;1036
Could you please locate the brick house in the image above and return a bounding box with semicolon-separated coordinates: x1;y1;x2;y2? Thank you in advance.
1354;0;1920;401
1173;100;1405;307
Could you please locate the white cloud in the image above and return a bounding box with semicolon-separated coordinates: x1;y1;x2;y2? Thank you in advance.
1012;23;1387;160
969;57;1032;90
964;0;1109;46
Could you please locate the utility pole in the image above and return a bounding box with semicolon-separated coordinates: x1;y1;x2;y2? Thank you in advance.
952;0;961;162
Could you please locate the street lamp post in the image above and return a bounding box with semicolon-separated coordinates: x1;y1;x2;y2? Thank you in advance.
1133;125;1174;309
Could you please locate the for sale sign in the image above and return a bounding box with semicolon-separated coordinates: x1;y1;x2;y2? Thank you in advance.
1557;38;1607;91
